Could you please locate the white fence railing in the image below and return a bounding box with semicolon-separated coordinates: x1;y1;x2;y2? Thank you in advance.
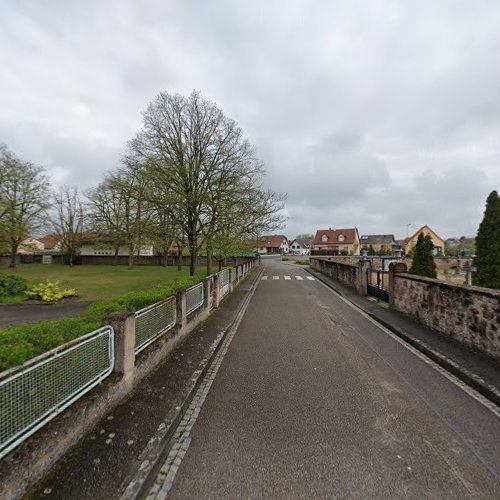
0;326;114;459
186;282;204;315
135;296;176;354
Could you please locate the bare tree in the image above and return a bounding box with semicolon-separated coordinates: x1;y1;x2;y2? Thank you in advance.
53;186;85;266
130;90;285;276
0;146;50;267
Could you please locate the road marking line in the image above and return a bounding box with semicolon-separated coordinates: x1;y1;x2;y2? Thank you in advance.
261;276;268;280
314;275;500;419
295;276;303;280
284;276;291;280
145;266;262;499
306;276;315;280
273;276;279;280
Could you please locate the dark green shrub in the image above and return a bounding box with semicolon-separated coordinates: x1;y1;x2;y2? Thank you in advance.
409;233;437;278
474;190;500;289
0;273;28;298
0;275;201;371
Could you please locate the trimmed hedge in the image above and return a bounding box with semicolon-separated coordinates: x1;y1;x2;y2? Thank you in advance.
0;276;200;372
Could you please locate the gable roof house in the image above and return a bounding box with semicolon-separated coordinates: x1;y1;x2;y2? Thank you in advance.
403;225;445;256
312;228;360;255
257;235;289;254
289;239;312;255
359;234;397;255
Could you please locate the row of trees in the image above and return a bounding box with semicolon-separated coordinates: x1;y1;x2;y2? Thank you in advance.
1;91;286;274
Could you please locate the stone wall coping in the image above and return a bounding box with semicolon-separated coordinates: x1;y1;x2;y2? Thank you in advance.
395;272;500;299
310;257;360;268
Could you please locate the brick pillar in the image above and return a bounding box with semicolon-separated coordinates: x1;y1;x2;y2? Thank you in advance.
176;289;187;329
203;276;212;311
213;273;221;308
357;260;371;295
111;315;136;379
388;262;407;306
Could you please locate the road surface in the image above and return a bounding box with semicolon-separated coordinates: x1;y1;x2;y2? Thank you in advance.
147;258;500;499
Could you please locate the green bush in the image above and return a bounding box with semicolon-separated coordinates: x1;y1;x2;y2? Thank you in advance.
0;275;200;372
0;273;28;298
26;280;76;303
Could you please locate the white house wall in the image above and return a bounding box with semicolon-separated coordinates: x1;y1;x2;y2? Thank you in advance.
80;244;154;256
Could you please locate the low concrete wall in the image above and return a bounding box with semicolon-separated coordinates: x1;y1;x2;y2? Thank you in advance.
392;273;500;361
0;260;258;500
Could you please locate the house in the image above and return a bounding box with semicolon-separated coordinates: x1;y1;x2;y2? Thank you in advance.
312;228;360;255
403;225;445;256
289;239;311;256
18;237;45;254
257;235;289;254
39;234;62;253
79;233;154;257
445;237;475;256
359;234;397;255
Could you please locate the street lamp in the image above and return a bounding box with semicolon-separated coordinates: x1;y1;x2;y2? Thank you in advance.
406;223;412;237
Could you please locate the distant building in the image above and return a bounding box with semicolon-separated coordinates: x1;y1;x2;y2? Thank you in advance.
359;234;397;255
445;237;475;256
79;233;153;257
312;228;360;255
403;225;445;256
257;235;289;254
289;239;311;255
17;237;45;254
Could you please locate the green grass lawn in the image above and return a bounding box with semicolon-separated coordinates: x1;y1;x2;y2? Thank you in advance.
0;264;208;303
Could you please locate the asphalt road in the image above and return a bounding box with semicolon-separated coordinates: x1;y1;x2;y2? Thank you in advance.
154;258;500;499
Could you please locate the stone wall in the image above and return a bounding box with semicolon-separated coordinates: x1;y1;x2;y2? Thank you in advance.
393;273;500;361
310;257;369;295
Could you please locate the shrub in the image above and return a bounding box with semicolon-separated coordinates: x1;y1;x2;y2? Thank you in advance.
281;257;290;261
409;233;437;278
26;280;77;303
0;273;28;298
0;275;201;371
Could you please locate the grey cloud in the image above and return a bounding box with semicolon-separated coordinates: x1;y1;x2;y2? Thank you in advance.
1;0;499;241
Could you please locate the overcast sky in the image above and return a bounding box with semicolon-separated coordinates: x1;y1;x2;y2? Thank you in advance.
1;1;499;239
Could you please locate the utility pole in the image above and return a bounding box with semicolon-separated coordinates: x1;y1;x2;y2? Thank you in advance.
406;223;412;238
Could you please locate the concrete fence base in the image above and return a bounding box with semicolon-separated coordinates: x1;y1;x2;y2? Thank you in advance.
0;261;257;500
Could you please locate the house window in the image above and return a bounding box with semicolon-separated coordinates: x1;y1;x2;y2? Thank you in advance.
321;235;328;242
338;235;345;242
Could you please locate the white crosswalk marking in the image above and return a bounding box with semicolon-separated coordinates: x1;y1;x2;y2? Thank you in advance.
273;276;279;280
284;276;291;280
295;276;303;280
261;276;268;280
306;276;315;281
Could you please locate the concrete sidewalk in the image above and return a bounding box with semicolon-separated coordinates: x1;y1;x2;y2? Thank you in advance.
306;265;500;405
24;270;261;500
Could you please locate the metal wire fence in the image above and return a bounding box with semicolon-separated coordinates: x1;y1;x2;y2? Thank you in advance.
220;269;230;297
0;326;114;459
186;282;204;315
135;296;176;354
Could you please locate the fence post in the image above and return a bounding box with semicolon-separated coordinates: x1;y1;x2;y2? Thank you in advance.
357;260;371;296
176;289;187;330
111;314;136;379
213;273;221;308
388;262;407;306
203;276;212;310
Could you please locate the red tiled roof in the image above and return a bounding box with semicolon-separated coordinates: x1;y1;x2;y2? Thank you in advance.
313;228;358;246
39;234;60;250
259;235;288;248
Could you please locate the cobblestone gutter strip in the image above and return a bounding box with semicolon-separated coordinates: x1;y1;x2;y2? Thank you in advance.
305;266;500;408
119;267;263;500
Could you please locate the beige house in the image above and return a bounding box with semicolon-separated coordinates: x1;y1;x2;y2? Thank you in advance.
403;225;445;256
18;237;45;254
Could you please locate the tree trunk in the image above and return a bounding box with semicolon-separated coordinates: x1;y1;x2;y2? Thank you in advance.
69;251;73;268
128;244;134;270
207;245;213;275
189;237;197;277
162;249;168;267
218;259;223;272
8;243;17;268
113;246;119;266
